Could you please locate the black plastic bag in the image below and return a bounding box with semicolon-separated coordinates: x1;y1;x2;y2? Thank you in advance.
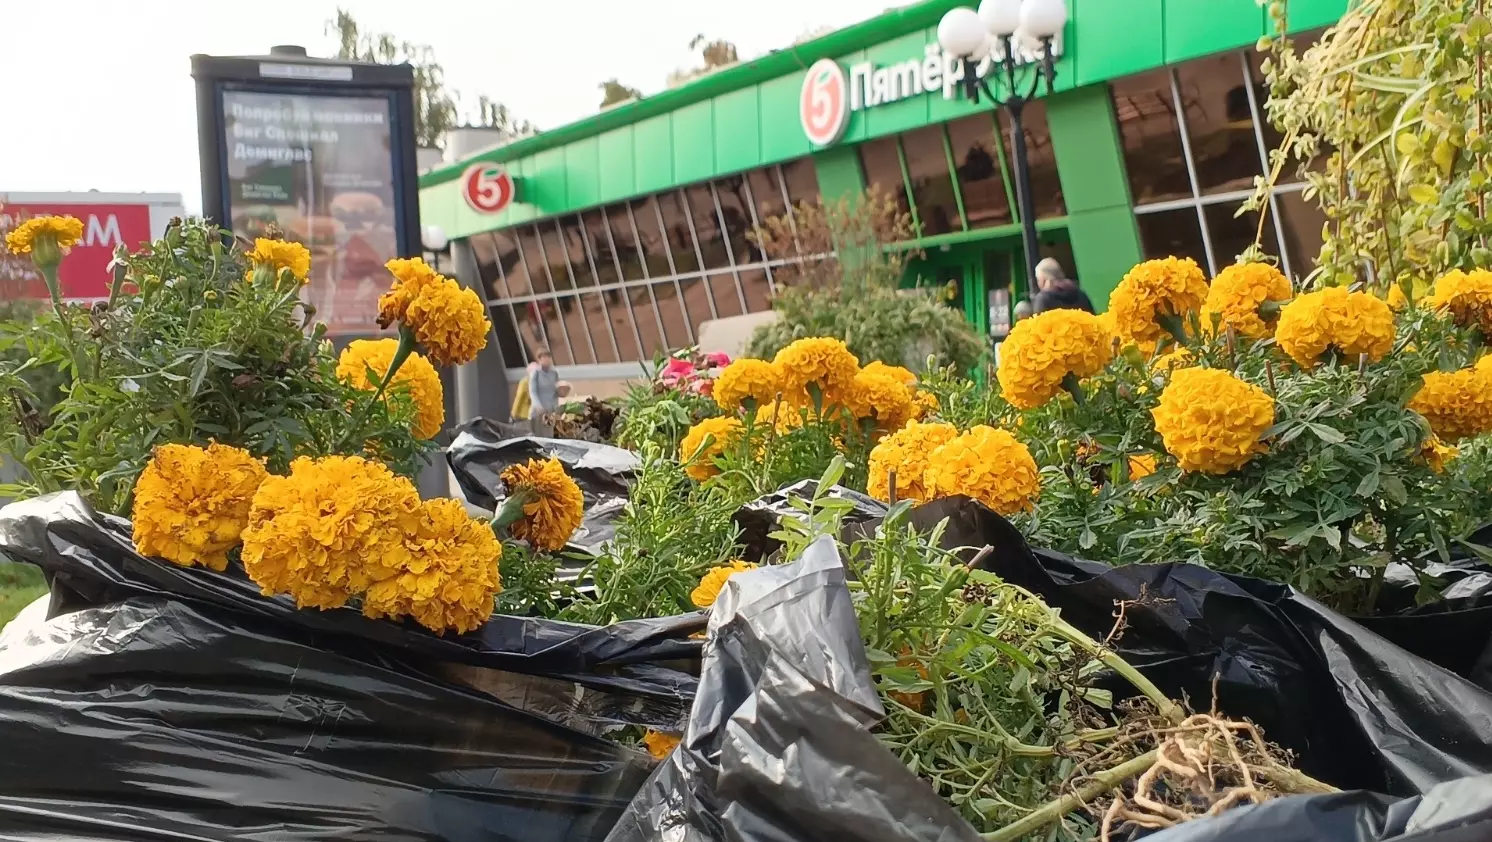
1142;774;1492;841
447;419;637;559
902;497;1492;796
732;480;888;564
0;491;705;840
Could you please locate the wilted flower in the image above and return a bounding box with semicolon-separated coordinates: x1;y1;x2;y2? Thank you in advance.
495;458;585;552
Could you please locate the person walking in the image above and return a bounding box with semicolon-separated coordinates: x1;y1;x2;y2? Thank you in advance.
1030;257;1095;314
527;348;560;436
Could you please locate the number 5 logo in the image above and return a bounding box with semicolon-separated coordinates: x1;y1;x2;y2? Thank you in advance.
800;59;849;147
461;163;515;215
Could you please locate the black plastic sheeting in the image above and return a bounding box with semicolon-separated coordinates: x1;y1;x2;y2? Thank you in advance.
0;491;704;841
447;419;638;558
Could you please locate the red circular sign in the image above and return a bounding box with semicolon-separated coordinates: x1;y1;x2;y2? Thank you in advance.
461;163;515;214
800;58;850;147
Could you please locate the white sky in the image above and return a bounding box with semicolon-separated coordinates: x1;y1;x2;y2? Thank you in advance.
1;0;900;213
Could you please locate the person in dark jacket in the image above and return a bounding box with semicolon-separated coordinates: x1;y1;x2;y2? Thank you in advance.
1030;257;1095;314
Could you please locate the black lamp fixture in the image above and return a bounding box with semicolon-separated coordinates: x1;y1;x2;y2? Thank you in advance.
937;0;1067;297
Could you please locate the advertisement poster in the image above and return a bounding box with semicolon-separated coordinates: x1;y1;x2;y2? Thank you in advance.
221;89;400;336
0;201;156;302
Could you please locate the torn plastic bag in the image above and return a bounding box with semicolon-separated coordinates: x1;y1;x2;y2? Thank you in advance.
733;481;888;563
1142;773;1492;842
0;595;655;841
605;535;984;842
447;419;638;562
0;491;702;737
900;497;1492;797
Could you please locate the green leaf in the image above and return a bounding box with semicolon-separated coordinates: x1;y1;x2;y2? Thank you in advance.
1355;471;1381;497
1407;183;1440;205
1306;423;1347;444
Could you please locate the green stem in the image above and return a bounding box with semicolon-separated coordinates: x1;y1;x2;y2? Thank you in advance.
980;749;1159;842
337;325;416;450
37;262;86;380
491;488;538;535
1038;603;1184;724
1060;373;1086;407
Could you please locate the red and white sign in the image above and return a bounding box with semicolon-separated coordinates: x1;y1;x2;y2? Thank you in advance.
0;197;174;302
800;58;851;147
461;163;515;215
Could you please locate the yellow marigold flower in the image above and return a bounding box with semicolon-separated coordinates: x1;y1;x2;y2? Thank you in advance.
862;360;917;386
846;369;916;430
1419;434;1458;474
712;358;781;411
498;458;586;552
1151;346;1194;373
911;389;939;420
1127;453;1158;481
642;730;682;760
772;337;860;408
245;238;311;285
1275;287;1396;368
403;279;492;367
378;257;441;328
4;215;84;264
691;560;758;608
1107;257;1210;347
997;309;1113;410
336;338;445;439
242;455;422;610
361;497;502;635
868;420;958;502
923;425;1041;515
679;416;744;481
1152;368;1275;474
1426;269;1492;334
1386;284;1410;311
1409;361;1492;442
753;400;803;435
1202;262;1292;340
131;443;268;572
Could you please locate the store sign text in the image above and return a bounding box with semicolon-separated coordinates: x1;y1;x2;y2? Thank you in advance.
799;36;1064;146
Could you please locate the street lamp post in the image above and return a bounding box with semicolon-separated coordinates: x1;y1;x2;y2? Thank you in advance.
422;224;450;273
937;0;1067;297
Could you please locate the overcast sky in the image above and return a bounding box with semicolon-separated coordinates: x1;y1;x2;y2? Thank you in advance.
1;0;899;212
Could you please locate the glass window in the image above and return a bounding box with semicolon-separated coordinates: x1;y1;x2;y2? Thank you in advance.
580;211;620;286
488;231;531;299
1174;53;1263;196
1111;68;1193;205
655;192;701;273
651;280;694;348
947;114;1014;229
780;158;820;207
676;276;714;336
512;227;547;297
470;231;504;301
553;294;597;365
627;287;668;361
578;292;622;364
901;125;962;236
857;136;912;218
739;267;773;313
707;273;746;318
685;184;731;270
1204;200;1281;272
488;301;529;369
1137;208;1209;266
1275;189;1326;282
555;217;595;290
712;178;756;265
998;101;1065;220
747;167;790;231
518;299;570;365
606;205;647;281
630;199;674;277
539;222;582;293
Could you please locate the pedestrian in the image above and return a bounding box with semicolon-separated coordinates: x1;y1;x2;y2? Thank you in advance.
1030;258;1095;314
527;348;560;436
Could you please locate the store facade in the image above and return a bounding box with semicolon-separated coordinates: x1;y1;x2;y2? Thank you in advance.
418;0;1346;397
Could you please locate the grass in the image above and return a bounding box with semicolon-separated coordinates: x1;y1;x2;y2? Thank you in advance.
0;560;47;629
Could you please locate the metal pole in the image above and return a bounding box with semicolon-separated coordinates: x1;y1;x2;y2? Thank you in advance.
1005;98;1042;298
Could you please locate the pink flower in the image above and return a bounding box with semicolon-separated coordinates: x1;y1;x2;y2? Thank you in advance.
703;351;731;368
660;358;697;387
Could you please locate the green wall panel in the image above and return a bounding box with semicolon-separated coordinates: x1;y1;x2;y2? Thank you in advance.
672;100;715;185
1046;83;1140;308
758;73;812;164
713;87;762;175
1163;0;1266;64
862;32;934;140
564;136;601;209
1285;0;1348;33
633;115;674;194
1071;0;1164;87
526;150;568;217
812;145;865;203
597;128;636;203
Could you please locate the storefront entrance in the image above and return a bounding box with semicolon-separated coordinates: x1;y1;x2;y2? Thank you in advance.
908;231;1075;340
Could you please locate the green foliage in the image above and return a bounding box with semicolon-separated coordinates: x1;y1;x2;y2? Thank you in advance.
1257;0;1492;284
0;219;433;515
0;560;46;629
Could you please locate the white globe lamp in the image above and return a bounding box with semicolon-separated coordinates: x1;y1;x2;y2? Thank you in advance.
1020;0;1068;39
422;224;449;254
979;0;1023;37
937;7;988;58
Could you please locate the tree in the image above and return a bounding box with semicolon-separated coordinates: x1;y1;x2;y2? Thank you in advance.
326;9;533;149
598;79;643;108
667;35;741;87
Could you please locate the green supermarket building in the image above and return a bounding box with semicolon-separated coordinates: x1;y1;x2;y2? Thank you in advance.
418;0;1346;402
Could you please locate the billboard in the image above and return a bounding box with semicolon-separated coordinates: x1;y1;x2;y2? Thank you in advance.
0;194;182;302
193;51;419;336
